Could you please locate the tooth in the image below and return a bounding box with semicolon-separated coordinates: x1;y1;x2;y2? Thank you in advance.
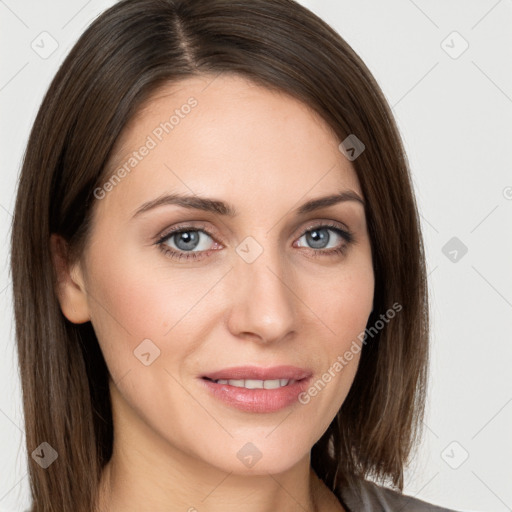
244;379;264;389
218;378;293;389
263;379;281;389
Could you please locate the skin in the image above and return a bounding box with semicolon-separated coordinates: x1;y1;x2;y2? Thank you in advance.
51;73;374;512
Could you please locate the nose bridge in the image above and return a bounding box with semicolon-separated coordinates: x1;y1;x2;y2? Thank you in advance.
227;236;297;343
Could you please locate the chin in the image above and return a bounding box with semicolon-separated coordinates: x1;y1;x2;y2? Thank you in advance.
192;434;312;476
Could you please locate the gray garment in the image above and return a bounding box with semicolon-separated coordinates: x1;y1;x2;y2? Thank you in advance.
340;478;461;512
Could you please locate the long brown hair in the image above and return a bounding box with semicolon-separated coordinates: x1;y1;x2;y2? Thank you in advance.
11;0;429;510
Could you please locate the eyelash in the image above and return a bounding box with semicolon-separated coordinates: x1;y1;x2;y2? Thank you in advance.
155;222;354;262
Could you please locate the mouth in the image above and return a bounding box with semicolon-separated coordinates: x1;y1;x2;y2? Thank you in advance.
199;365;313;413
202;376;299;389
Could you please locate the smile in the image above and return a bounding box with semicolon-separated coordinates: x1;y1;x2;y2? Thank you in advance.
199;365;312;413
204;378;296;389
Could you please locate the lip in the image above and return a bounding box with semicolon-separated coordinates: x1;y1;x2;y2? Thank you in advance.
199;365;313;413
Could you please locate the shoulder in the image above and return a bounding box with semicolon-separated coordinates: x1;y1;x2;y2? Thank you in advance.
340;477;461;512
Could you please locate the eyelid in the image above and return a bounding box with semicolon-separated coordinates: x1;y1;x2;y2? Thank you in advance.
155;221;215;244
297;219;351;237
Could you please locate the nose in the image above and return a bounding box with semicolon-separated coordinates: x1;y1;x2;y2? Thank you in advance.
226;243;297;345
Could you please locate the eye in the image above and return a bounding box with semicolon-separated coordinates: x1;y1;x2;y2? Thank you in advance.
294;223;353;257
297;226;341;249
156;224;219;261
166;230;210;252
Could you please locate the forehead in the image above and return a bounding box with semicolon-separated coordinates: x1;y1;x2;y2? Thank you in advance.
96;74;362;221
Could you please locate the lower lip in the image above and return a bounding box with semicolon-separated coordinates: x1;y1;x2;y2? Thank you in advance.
199;377;312;413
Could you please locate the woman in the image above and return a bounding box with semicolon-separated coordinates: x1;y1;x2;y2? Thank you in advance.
11;0;460;510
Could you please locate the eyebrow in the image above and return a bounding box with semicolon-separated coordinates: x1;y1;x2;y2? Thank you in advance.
132;190;365;219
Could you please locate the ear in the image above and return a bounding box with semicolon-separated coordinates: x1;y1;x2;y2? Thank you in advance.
50;233;91;324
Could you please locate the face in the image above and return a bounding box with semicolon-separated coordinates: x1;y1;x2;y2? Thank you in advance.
62;74;374;476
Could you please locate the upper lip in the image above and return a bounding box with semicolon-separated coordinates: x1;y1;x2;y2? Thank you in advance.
202;365;312;381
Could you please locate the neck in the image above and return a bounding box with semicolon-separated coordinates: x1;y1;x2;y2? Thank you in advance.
97;444;336;512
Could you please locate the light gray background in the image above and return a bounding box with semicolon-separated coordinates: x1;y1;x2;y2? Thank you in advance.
1;1;511;511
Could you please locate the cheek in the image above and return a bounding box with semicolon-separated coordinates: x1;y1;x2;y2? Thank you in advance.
84;244;239;394
308;261;374;343
83;241;213;374
293;260;373;412
88;229;181;322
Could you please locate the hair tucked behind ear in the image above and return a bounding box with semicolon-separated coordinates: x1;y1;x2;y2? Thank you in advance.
11;0;428;510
